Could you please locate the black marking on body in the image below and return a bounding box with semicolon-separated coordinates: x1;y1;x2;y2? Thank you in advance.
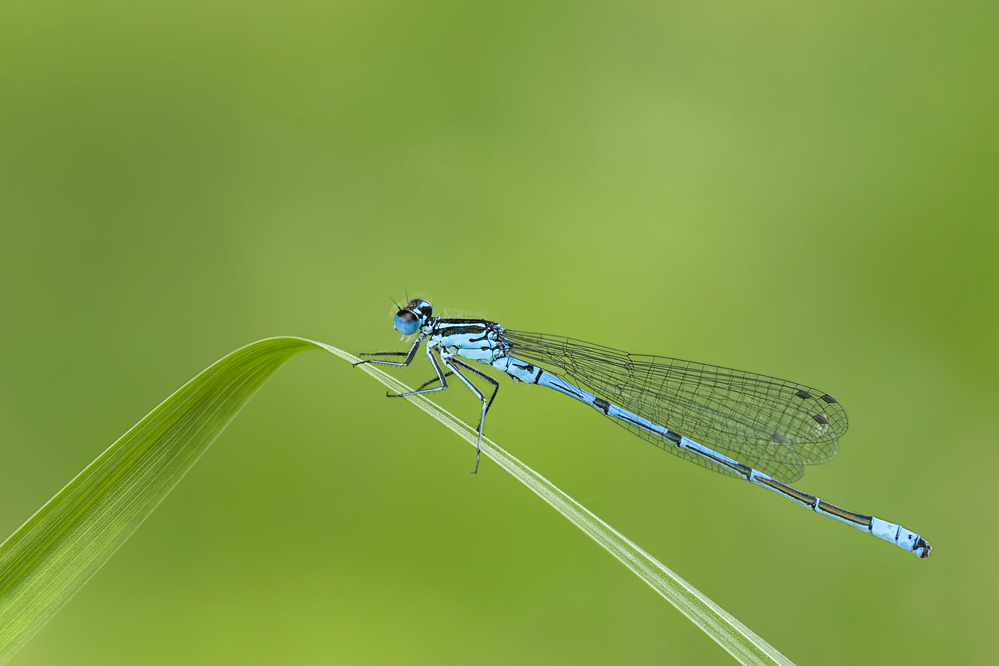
442;326;494;340
593;397;611;414
816;500;872;527
440;318;494;325
438;325;490;337
663;431;682;446
756;477;816;506
513;361;535;374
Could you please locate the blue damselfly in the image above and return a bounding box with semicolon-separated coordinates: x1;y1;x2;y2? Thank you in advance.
355;299;931;559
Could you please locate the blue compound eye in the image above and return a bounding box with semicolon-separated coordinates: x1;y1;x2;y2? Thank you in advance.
394;310;420;335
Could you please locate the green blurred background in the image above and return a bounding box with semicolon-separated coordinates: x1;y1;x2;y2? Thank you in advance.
1;1;996;664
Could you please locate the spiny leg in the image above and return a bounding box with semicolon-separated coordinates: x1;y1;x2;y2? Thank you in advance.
414;361;499;406
415;371;454;391
353;337;423;368
386;344;448;398
443;359;490;474
414;360;500;472
449;359;500;416
358;351;406;359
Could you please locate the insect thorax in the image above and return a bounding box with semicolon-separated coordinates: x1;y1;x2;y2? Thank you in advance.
429;319;510;364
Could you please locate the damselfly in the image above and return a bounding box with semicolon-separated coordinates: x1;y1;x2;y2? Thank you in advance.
355;299;931;559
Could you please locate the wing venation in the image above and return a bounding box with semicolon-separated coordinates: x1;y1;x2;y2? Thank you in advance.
504;330;848;483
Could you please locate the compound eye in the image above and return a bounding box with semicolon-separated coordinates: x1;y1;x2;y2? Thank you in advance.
394;309;420;335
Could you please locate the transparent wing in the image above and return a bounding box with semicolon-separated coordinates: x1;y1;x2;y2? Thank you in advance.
504;330;848;484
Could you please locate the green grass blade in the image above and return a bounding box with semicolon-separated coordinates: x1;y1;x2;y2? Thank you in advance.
0;337;794;666
0;337;315;662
